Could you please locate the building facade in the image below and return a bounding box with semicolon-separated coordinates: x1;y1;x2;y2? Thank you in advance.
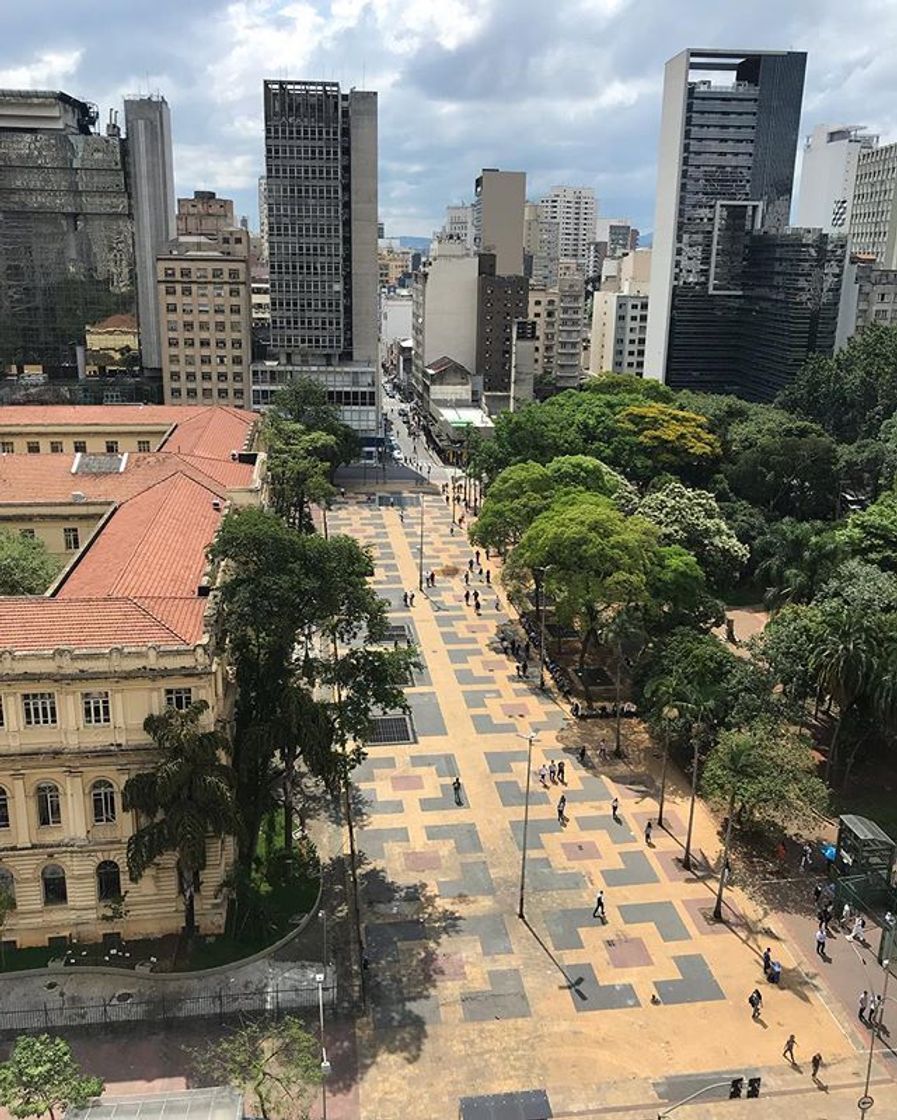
645;48;808;396
124;96;176;377
475;254;529;395
795;124;878;233
472;170;526;276
585;219;639;290
554;262;586;387
523;203;560;288
589;248;651;377
836;257;897;348
528;288;558;381
257;176;269;264
441;205;474;250
849;141;897;269
539;186;597;266
262;80;379;442
0;90;135;378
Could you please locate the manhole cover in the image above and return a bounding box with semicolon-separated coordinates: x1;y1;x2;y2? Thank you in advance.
367;714;415;744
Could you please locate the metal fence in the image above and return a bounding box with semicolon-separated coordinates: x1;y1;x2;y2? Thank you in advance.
0;982;338;1037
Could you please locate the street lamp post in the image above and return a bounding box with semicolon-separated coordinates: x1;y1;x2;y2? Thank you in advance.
658;705;679;829
316;972;331;1120
319;908;327;971
418;494;425;591
682;734;700;871
859;956;892;1117
517;732;537;919
537;566;553;692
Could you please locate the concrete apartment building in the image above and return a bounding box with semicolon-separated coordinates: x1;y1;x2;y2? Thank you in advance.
442;204;475;250
849;141;897;269
157;194;252;407
539;186;597;266
0;405;262;949
378;245;412;288
554;261;586;387
257;176;269;264
472;169;526;275
796;124;878;233
836;257;897;347
476;254;529;398
124;96;176;378
523;203;560;288
590;248;652;376
255;80;379;445
0;90;135;379
528;288;558;380
585;219;639;289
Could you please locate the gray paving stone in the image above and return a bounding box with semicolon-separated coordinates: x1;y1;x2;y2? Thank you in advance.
461;968;531;1021
361;789;405;816
463;689;502;709
485;749;529;773
425;822;483;855
654;954;725;1005
563;775;611;802
496;780;550;808
407;691;447;736
365;918;425;960
576;814;635;843
509;817;561;850
455;669;495;685
473;713;517;734
353;756;397;783
454;913;513;956
420;782;465;812
525;857;587;892
567;962;640;1012
619;900;690;941
412;752;458;778
601;851;659;887
544;907;598;951
442;632;475;645
357;826;409;859
437;859;496;898
447;647;481;664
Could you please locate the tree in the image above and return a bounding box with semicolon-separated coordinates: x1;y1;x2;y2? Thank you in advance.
753;519;842;609
269;377;359;465
0;530;59;595
264;418;337;532
611;402;721;482
777;323;897;442
815;558;897;615
753;604;826;710
191;1017;321;1120
0;1035;103;1120
637;481;749;589
123;702;238;933
839;489;897;572
701;729;759;920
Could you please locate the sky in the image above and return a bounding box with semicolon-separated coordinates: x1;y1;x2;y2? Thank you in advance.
4;0;897;238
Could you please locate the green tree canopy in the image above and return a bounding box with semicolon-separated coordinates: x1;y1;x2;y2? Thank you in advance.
611;402;721;481
839;489;897;571
0;1035;103;1120
0;530;59;595
753;518;843;609
268;376;359;464
815;557;897;614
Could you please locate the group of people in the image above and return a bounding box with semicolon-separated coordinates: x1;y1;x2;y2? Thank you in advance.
538;759;567;786
500;632;531;678
570;700;638;719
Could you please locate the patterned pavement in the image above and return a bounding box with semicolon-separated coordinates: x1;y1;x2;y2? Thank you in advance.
325;489;861;1120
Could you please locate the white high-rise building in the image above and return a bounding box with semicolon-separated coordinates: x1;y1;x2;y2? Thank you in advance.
795;124;877;233
590;249;652;377
850;141;897;268
539;186;597;265
442;204;474;249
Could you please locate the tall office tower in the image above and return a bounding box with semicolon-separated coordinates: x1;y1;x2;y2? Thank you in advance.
523;203;560;287
176;190;235;236
475;253;528;398
442;204;474;249
259;80;379;443
645;48;808;395
0;90;135;377
539;186;597;265
850;142;897;268
471;169;526;275
124;95;176;377
795;124;878;233
257;176;269;263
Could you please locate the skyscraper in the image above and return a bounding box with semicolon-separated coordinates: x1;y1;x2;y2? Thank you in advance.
849;141;897;268
645;48;808;395
124;95;176;377
0;90;135;376
471;169;526;276
795;124;877;233
257;80;379;442
539;186;597;266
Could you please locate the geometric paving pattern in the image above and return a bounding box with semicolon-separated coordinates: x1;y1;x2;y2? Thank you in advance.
653;954;726;1005
460;968;531;1021
618;901;691;942
565;962;640;1012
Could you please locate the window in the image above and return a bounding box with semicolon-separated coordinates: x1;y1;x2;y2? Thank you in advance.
0;441;12;453
41;864;67;905
63;527;80;551
91;780;116;824
37;782;62;827
50;441;64;453
26;441;40;454
96;860;122;902
105;441;119;454
73;440;87;453
23;692;57;726
0;867;14;902
83;691;110;726
165;687;193;711
0;787;8;829
137;440;151;453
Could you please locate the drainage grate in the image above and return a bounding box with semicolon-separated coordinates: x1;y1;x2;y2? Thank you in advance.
376;493;421;508
367;714;415;745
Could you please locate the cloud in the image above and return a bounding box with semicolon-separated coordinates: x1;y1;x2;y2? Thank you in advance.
3;0;897;238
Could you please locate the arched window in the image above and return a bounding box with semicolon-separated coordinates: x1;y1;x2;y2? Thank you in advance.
36;782;61;827
91;780;116;824
0;786;9;830
41;864;67;906
0;866;14;903
96;860;121;902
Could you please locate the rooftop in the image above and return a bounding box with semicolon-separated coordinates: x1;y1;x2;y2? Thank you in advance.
66;1088;244;1120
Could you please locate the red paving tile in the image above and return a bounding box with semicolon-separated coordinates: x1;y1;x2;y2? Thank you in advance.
605;936;653;968
433;952;467;980
404;850;444;871
561;840;602;861
391;775;425;790
502;701;531;716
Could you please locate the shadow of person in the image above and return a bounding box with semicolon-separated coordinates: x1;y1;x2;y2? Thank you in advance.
812;1076;829;1093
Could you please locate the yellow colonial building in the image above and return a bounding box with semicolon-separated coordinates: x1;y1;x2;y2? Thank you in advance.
0;404;262;949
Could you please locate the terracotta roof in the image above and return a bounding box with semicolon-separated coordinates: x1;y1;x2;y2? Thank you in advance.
157;406;256;457
87;313;138;333
0;597;201;651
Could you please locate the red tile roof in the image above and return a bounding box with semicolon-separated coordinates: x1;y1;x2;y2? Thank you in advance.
88;313;138;332
0;598;201;651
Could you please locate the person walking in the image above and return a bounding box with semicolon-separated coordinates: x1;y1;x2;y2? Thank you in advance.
859;989;869;1024
475;549;481;565
592;890;606;920
538;764;548;787
452;776;463;806
644;820;653;845
578;744;587;765
800;843;812;871
468;558;474;571
486;569;491;585
611;797;620;823
870;993;883;1026
749;989;763;1020
815;926;827;959
464;589;470;606
783;1034;797;1064
464;570;470;585
548;760;557;784
811;1052;822;1081
409;591;415;607
557;760;566;784
557;794;567;824
848;915;866;942
762;947;772;977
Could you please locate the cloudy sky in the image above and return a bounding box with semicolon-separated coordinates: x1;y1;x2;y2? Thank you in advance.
4;0;897;238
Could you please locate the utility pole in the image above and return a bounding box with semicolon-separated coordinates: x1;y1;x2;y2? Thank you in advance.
658;705;679;828
418;495;425;590
517;731;537;919
316;972;331;1120
682;736;700;871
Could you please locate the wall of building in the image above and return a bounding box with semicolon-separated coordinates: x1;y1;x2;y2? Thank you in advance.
0;424;172;455
474;170;525;276
850;142;897;269
348;90;379;365
411;242;479;405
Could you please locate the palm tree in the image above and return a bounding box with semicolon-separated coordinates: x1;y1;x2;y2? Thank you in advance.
707;732;759;920
755;519;840;611
123;702;238;934
602;607;647;756
809;606;881;784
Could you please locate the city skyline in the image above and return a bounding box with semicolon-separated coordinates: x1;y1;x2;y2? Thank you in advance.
3;0;897;237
